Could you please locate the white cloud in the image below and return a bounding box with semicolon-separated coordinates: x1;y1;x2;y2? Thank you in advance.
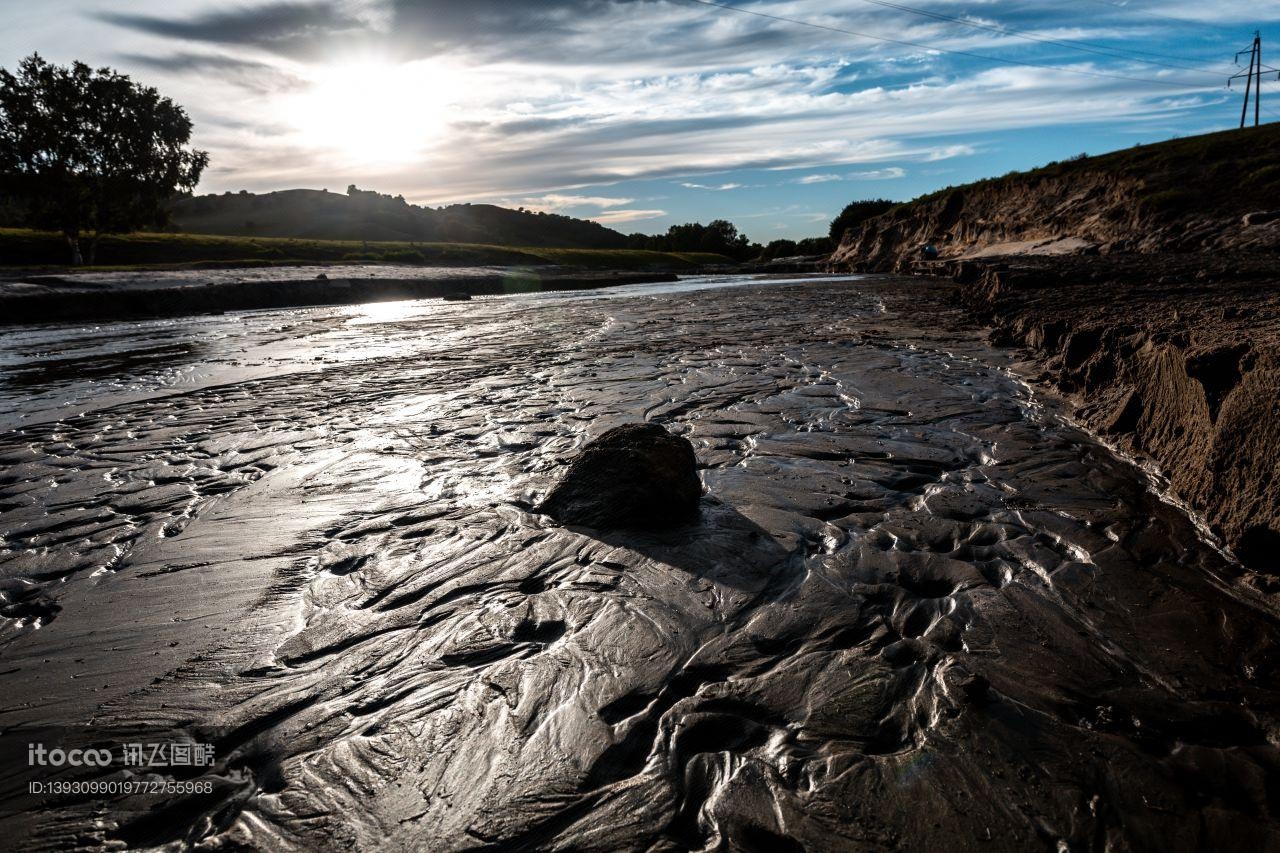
849;166;906;180
925;144;977;161
507;194;634;212
590;208;668;225
797;174;842;184
680;182;744;190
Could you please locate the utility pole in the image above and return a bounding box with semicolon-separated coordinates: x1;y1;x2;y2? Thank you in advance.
1230;32;1279;128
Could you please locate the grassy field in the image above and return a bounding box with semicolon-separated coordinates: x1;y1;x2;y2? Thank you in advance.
898;122;1280;219
0;228;732;271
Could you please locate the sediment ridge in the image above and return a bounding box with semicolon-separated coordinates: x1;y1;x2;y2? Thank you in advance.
948;253;1279;573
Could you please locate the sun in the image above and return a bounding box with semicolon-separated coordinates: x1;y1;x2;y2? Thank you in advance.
288;60;459;165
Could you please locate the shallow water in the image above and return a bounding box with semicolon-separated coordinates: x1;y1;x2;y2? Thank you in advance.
0;262;517;293
0;275;1277;851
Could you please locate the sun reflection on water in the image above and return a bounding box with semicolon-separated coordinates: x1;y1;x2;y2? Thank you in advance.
351;299;423;325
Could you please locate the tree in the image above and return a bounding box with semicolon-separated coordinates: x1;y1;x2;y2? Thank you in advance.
760;238;798;261
0;54;208;264
795;236;833;255
828;198;896;244
699;219;750;256
629;219;754;259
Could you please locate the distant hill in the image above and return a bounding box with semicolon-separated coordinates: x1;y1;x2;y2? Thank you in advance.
831;123;1280;270
169;186;631;249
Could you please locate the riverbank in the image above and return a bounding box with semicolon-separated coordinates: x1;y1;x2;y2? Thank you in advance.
828;125;1280;272
937;252;1279;574
0;227;730;270
823;125;1279;574
0;267;680;325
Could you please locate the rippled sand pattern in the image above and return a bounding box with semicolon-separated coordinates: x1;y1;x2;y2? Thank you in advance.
1;278;1277;851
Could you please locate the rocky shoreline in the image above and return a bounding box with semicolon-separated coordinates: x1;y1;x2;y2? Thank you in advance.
932;253;1278;574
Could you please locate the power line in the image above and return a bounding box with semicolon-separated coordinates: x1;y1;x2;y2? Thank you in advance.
1075;0;1223;30
847;0;1224;75
683;0;1218;89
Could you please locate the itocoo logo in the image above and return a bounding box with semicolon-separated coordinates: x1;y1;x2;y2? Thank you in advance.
28;743;113;767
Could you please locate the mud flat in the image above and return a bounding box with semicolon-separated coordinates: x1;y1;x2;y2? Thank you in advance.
945;253;1280;574
0;266;678;325
0;275;1278;850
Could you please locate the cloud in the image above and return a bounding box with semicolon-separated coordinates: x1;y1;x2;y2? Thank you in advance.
383;0;812;65
508;193;635;211
196;54;1221;205
925;144;977;161
98;0;677;63
590;208;667;224
796;174;842;184
848;166;906;180
679;181;744;190
97;2;369;58
119;52;305;94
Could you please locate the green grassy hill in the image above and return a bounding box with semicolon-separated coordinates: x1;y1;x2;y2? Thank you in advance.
916;123;1280;219
168;187;633;249
0;228;729;271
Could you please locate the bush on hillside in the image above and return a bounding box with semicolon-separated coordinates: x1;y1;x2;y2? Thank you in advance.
829;199;896;243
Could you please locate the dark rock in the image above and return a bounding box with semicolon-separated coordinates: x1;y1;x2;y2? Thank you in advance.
442;291;472;302
1237;525;1280;572
1242;210;1280;227
538;423;702;530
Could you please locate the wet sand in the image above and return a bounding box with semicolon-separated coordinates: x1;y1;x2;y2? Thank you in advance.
951;253;1280;574
1;275;1278;850
0;264;679;325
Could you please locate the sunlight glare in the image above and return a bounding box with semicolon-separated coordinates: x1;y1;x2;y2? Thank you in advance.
288;60;458;165
351;299;422;325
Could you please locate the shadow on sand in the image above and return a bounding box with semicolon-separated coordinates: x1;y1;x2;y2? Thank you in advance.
553;496;805;597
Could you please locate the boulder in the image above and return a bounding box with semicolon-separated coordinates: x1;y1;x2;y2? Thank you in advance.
538;423;702;530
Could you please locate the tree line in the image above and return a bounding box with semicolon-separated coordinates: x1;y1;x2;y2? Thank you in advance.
624;197;898;262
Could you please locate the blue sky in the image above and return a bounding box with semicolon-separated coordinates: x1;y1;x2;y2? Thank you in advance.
3;1;1278;238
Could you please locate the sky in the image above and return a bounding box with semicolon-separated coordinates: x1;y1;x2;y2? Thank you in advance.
2;1;1278;239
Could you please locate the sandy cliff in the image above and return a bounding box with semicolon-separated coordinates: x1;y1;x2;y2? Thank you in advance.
830;124;1280;271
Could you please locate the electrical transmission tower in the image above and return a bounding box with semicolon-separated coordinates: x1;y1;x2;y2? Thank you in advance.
1230;32;1279;128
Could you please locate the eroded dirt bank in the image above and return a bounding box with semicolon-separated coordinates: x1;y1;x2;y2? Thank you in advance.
1;277;1278;851
948;254;1280;574
828;125;1280;272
